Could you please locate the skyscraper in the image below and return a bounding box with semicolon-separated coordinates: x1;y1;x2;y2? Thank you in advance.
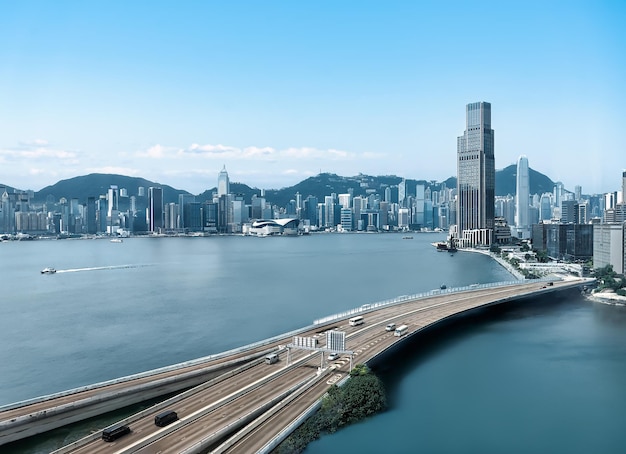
456;102;495;246
148;187;163;233
217;165;230;197
515;155;530;238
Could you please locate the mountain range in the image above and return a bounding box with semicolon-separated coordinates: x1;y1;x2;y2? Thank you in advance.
2;165;556;208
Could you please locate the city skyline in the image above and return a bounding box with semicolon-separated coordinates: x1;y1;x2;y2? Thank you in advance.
1;2;625;194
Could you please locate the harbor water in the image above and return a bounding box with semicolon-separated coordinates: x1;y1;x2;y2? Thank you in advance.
1;233;625;453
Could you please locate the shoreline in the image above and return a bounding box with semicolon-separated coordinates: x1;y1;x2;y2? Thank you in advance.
586;291;626;306
448;246;526;281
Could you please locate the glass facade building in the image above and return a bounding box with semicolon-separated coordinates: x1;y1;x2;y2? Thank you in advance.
456;102;495;244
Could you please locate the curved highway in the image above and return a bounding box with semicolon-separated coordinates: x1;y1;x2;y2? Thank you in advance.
45;279;585;453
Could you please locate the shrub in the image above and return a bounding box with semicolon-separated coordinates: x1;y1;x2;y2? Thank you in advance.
275;365;387;453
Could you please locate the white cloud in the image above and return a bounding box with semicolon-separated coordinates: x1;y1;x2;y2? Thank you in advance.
136;144;170;159
1;148;76;160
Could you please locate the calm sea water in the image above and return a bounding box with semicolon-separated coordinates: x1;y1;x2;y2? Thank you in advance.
1;233;625;453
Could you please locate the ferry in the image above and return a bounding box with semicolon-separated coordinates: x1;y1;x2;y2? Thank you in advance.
41;267;56;274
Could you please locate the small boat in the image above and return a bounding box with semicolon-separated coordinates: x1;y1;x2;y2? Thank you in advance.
402;236;414;240
41;267;56;274
110;238;123;243
440;284;447;290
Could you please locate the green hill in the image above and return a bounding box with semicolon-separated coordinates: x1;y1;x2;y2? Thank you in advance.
33;174;191;204
13;165;557;208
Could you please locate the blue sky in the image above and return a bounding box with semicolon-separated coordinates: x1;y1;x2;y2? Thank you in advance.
1;1;625;195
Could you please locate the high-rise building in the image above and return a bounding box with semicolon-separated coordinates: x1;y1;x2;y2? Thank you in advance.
574;185;582;202
217;165;230;197
456;101;495;246
515;155;530;238
539;193;553;221
148;187;164;233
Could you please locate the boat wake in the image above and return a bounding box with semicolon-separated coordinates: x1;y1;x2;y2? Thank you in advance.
55;264;152;273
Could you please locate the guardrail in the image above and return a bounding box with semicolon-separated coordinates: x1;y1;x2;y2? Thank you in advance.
313;279;557;325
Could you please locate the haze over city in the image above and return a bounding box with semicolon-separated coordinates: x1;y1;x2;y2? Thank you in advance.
1;1;624;194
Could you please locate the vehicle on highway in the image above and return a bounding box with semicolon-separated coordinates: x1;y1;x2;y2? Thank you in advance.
265;352;279;364
349;315;364;326
102;424;131;442
328;352;340;361
155;410;178;427
394;324;409;337
385;323;396;332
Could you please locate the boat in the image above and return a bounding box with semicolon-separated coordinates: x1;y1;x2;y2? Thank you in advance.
402;236;414;239
41;267;56;274
110;238;123;243
440;284;447;290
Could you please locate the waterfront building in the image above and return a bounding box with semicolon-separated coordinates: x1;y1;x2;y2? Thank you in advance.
165;202;178;230
379;201;389;229
414;184;425;227
493;217;512;244
324;196;335;228
593;223;625;274
398;208;409;229
86;196;97;234
353;196;363;229
340;208;352;231
178;194;196;230
148;187;164;233
202;201;218;233
217;194;233;233
217;165;230;197
531;223;593;261
456;101;495;246
303;195;318;226
515;155;530;239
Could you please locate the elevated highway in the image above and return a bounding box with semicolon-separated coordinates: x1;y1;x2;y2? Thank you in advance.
0;278;590;452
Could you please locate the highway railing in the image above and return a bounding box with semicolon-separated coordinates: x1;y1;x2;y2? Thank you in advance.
312;279;556;325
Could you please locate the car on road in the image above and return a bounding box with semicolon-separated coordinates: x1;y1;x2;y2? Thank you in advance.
328;352;339;361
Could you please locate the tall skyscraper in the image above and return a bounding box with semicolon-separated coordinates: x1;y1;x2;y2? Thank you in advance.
148;187;163;233
456;101;495;245
217;165;230;197
515;155;530;238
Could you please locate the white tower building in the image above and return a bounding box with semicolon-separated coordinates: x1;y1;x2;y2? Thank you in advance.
217;165;230;197
515;155;530;239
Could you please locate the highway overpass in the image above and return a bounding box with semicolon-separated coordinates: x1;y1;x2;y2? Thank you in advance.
0;278;591;452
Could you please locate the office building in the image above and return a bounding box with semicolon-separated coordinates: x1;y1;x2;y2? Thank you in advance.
531;223;593;261
148;187;164;233
515;155;530;238
217;165;230;197
456;101;495;246
593;223;625;274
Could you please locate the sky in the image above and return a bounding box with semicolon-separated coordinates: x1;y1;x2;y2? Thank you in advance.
1;1;625;195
